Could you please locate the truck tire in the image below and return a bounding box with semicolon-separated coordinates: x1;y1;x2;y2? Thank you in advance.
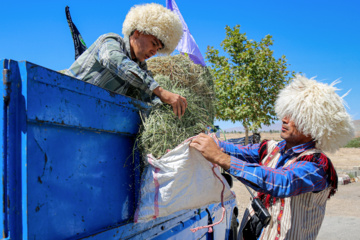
228;212;238;240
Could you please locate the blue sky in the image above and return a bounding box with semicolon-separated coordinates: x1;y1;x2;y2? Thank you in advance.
1;0;359;130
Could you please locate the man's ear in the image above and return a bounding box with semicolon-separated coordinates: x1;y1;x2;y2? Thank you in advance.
133;30;140;39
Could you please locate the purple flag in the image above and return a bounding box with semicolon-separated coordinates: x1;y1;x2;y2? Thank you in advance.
166;0;206;66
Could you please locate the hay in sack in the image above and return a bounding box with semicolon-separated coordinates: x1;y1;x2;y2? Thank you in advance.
135;55;235;225
138;54;216;159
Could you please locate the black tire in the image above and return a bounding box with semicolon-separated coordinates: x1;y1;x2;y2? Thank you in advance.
228;212;238;240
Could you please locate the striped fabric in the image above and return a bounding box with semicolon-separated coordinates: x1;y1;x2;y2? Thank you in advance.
221;140;331;198
65;33;161;104
238;141;332;240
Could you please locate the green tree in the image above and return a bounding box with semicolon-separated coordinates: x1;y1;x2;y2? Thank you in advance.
206;25;294;144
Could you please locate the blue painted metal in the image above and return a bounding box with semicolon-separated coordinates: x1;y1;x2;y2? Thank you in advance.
1;59;8;239
0;59;237;239
1;59;9;239
1;59;26;239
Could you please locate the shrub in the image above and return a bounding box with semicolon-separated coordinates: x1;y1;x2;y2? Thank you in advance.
344;137;360;148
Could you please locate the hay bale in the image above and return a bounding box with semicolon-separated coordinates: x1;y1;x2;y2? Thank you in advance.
147;54;215;121
138;55;215;159
147;54;214;96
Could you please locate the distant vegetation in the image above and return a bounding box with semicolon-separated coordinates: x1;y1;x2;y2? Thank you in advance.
344;137;360;148
225;131;243;134
266;130;281;133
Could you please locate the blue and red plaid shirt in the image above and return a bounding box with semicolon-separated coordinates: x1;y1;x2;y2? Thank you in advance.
220;140;336;198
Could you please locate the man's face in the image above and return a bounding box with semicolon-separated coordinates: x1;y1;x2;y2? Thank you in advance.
130;30;163;62
280;116;313;149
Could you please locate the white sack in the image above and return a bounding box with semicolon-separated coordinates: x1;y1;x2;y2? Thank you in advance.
134;140;236;222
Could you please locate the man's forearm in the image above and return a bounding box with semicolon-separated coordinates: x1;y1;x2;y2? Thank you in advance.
226;157;328;198
213;152;231;170
152;86;165;99
219;141;261;164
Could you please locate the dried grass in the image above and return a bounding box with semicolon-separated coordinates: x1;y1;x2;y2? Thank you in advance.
138;55;215;159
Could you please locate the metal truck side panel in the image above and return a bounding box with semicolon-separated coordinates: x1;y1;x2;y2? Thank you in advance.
0;60;238;240
1;59;26;239
17;61;150;239
0;59;9;239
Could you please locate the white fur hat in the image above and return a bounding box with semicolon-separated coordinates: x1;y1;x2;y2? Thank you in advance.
122;3;183;55
275;75;355;152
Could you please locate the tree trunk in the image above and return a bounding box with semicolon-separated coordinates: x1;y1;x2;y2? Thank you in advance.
244;126;249;145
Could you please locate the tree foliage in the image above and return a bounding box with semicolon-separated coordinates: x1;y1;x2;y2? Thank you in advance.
206;25;294;131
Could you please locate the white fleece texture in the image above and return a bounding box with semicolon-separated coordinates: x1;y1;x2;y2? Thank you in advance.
122;3;183;55
275;75;355;152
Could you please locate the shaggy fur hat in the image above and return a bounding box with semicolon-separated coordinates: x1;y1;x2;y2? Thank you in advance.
275;75;354;152
122;3;183;55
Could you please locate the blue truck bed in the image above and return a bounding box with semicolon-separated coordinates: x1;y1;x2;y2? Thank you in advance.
0;59;237;239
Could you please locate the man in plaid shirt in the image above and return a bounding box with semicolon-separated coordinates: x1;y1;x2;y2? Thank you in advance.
191;75;355;240
66;3;187;118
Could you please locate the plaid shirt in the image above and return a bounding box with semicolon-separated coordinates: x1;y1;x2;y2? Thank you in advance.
220;140;330;198
66;33;161;103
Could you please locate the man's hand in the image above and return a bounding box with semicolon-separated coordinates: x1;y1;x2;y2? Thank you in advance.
190;133;231;170
153;87;187;119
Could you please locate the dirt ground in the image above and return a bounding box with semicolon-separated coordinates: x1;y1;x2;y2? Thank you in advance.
225;132;360;239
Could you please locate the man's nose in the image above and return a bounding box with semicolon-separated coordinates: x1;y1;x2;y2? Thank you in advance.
150;48;157;57
282;116;289;123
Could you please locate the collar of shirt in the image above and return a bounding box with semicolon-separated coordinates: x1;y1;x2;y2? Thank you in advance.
276;140;316;167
